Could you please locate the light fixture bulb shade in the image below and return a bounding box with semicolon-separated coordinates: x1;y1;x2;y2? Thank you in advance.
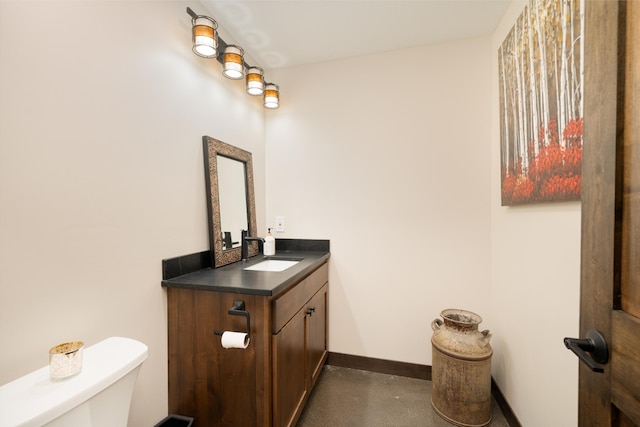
192;16;218;58
222;45;245;79
246;67;265;95
264;83;280;109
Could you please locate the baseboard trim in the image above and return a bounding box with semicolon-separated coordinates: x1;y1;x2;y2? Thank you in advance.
326;352;431;380
491;379;522;427
326;352;521;427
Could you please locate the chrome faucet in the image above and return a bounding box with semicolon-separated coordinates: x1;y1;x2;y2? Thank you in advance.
241;230;265;261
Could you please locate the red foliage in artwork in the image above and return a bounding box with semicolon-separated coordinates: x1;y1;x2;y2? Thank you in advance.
501;117;583;205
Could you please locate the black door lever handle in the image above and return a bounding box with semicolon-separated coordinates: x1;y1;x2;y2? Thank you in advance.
564;329;609;373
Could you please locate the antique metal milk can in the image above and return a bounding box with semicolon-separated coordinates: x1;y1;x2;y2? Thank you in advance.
431;309;492;427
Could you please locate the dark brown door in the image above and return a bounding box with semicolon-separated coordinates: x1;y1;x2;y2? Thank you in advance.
578;1;640;425
272;308;307;427
306;284;328;388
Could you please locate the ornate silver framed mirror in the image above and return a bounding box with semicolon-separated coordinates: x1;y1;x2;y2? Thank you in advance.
202;136;258;267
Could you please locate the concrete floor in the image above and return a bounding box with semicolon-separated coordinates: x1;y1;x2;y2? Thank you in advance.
297;365;510;427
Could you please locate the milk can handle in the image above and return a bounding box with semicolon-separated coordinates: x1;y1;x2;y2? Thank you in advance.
431;318;443;332
479;329;492;347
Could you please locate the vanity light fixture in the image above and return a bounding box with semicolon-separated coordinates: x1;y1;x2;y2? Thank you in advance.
264;83;280;109
190;13;218;58
222;45;245;79
246;67;265;95
186;7;280;109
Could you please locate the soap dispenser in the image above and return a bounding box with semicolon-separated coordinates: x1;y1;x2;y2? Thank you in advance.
264;228;276;256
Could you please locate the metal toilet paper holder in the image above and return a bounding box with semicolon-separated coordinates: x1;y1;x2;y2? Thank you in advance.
214;300;251;339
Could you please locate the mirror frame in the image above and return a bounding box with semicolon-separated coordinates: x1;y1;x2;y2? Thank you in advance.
202;136;258;267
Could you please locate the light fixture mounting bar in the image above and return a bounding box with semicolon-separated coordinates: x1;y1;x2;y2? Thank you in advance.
186;6;198;20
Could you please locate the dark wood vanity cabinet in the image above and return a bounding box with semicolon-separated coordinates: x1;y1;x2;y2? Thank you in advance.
166;262;328;427
272;278;328;427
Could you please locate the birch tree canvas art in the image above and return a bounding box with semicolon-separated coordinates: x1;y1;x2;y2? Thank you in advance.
499;0;584;206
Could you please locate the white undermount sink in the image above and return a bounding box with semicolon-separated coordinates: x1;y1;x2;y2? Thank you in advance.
244;259;300;272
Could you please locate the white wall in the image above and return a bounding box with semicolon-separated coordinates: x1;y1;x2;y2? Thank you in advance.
489;2;581;426
266;3;582;426
265;37;493;365
0;1;265;425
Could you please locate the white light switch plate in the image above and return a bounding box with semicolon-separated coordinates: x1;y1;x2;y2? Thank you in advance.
275;216;285;232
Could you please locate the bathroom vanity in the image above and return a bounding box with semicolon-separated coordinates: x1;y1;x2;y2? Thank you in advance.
161;240;329;427
164;137;329;425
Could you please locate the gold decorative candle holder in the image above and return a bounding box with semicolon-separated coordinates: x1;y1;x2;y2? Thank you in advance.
49;341;84;379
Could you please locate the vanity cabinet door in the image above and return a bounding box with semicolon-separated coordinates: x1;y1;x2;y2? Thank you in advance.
306;284;327;388
272;308;307;427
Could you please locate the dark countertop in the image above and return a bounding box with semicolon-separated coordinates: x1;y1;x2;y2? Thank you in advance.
161;239;330;297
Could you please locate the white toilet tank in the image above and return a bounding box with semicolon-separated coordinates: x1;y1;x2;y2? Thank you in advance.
0;336;148;427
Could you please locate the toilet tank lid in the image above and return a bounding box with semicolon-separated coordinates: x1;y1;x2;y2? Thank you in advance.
0;336;148;427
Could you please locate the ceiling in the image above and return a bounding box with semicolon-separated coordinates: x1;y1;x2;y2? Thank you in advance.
199;0;511;70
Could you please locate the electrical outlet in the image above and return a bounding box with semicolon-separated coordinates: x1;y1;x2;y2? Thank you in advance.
275;216;285;232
